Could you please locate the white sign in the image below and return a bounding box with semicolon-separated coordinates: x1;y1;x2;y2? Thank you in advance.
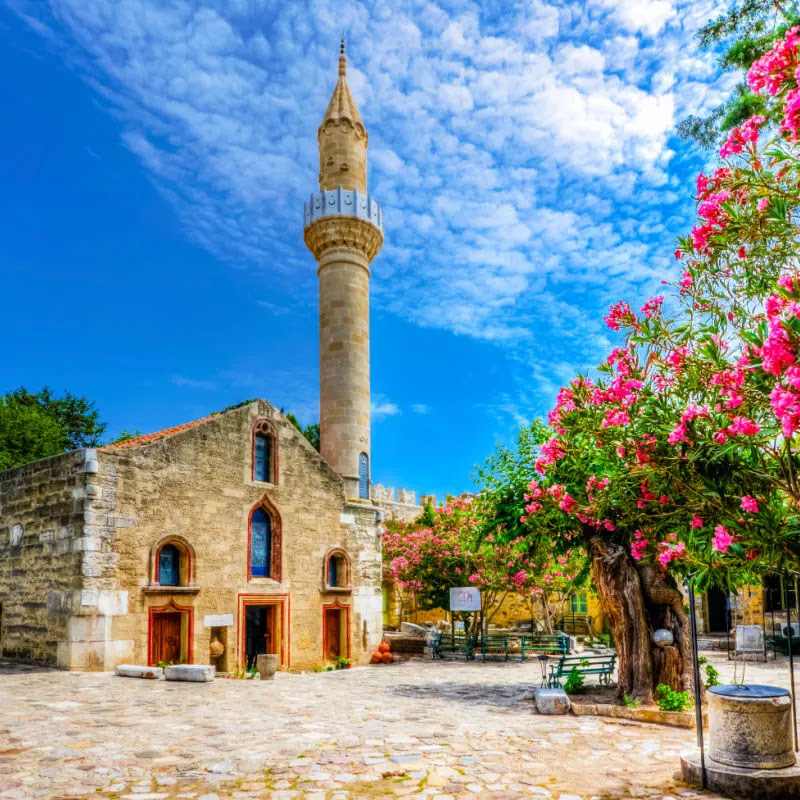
450;587;481;612
204;614;234;628
455;621;465;632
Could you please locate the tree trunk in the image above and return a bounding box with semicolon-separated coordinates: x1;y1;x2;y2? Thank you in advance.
588;536;692;703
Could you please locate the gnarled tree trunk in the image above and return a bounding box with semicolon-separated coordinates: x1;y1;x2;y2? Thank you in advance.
588;536;692;703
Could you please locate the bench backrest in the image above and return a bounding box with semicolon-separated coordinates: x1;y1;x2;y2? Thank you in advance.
554;654;615;667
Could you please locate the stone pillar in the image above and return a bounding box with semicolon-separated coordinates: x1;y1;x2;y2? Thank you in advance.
317;244;371;498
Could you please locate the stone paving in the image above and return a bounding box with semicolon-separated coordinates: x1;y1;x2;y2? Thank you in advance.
1;652;796;800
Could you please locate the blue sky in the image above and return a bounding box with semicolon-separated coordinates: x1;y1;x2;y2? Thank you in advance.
0;0;731;499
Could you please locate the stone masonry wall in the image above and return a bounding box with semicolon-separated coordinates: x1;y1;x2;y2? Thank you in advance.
0;448;132;669
105;400;383;672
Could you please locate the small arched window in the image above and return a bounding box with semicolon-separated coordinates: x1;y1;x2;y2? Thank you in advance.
253;420;277;483
158;543;181;586
324;550;350;589
358;452;369;500
250;508;272;578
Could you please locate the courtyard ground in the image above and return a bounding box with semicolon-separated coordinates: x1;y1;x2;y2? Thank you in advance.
1;652;796;800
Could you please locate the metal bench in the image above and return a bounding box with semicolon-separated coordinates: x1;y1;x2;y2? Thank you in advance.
479;633;511;661
434;632;475;660
557;613;594;635
548;653;616;687
520;633;569;660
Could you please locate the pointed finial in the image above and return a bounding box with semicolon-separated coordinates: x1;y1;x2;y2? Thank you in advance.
339;36;346;77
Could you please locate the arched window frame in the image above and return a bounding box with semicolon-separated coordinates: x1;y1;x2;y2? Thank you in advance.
252;419;278;484
247;496;282;582
358;452;369;499
150;535;195;587
323;548;351;592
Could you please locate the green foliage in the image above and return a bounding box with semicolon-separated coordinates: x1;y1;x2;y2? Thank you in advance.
417;501;436;527
698;656;722;688
623;692;640;709
110;430;142;444
285;412;320;452
563;666;584;694
655;684;691;712
334;656;350;670
0;387;106;470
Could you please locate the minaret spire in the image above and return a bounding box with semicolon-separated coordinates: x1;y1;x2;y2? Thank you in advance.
303;45;384;500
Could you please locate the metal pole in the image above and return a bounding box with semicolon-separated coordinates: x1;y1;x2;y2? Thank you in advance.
687;579;707;789
785;572;799;752
762;598;768;663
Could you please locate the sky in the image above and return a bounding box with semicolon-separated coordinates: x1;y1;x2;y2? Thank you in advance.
0;0;733;500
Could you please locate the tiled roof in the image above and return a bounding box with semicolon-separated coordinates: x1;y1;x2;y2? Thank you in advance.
101;414;218;451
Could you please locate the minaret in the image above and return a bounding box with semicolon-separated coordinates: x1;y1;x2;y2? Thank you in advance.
304;42;383;500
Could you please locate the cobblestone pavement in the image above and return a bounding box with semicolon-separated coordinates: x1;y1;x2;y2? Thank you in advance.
1;653;794;800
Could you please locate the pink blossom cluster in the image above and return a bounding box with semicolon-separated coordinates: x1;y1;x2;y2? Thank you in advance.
712;524;734;553
748;27;800;95
657;534;687;569
641;296;664;318
691;189;733;252
604;301;635;331
535;436;566;473
668;403;710;445
741;495;760;513
631;530;648;561
754;280;800;435
719;115;766;158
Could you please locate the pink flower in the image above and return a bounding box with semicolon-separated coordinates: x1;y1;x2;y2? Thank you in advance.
604;301;635;331
712;525;734;553
690;514;703;529
728;416;761;436
631;537;648;561
641;296;664;318
758;197;770;212
741;496;759;513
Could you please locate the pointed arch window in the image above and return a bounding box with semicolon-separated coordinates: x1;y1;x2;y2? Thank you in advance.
358;452;369;499
248;499;281;582
252;420;277;484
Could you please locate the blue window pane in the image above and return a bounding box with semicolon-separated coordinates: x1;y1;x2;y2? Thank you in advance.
251;509;271;577
255;435;270;482
328;556;338;586
358;452;369;499
158;544;180;586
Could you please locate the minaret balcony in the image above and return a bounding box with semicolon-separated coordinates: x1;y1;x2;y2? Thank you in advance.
304;187;383;233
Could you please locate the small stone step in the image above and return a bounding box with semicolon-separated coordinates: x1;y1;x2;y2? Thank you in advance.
115;664;163;679
164;664;215;682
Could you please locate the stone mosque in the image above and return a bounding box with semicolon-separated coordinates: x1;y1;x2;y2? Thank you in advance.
0;44;422;672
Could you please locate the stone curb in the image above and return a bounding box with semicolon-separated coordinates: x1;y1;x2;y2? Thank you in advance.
571;701;708;728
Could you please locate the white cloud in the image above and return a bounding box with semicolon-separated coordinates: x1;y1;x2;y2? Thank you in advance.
372;396;401;420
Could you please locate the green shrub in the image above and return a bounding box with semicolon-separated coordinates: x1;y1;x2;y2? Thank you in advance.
563;666;584;694
623;692;640;709
697;656;721;688
656;683;690;712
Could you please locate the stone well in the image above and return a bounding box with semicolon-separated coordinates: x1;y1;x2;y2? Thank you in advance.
707;684;795;769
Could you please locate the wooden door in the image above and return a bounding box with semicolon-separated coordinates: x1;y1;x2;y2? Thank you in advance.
325;609;341;659
152;613;182;665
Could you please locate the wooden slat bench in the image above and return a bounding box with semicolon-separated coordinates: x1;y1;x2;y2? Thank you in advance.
431;632;475;660
479;633;511;661
520;633;569;660
548;653;616;687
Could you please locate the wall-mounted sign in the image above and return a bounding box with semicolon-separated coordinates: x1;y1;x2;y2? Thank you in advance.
203;614;234;628
449;587;481;612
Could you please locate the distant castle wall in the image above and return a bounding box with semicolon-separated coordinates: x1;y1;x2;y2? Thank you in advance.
371;484;423;523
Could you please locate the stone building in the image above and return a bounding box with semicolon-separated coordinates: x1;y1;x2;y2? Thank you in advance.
0;44;388;672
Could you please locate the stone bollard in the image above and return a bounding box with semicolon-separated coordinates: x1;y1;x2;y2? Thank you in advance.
256;654;278;680
708;684;795;769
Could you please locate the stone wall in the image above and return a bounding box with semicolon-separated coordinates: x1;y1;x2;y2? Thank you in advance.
371;485;422;523
0;448;130;668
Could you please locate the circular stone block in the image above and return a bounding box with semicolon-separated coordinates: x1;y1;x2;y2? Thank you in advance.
708;684;795;769
682;748;800;799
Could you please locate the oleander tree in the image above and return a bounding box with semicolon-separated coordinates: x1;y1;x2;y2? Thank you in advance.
516;27;800;701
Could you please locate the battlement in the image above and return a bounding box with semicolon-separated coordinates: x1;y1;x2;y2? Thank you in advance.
371;485;418;506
